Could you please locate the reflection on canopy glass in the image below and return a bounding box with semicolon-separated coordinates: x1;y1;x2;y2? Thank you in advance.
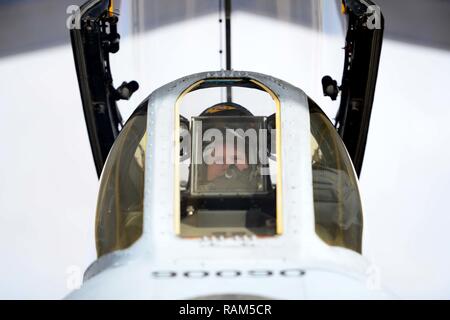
309;99;363;253
95;104;147;257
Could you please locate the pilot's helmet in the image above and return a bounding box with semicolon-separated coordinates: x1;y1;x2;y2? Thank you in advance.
200;102;253;117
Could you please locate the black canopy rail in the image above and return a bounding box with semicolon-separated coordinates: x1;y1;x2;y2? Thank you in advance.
70;0;138;177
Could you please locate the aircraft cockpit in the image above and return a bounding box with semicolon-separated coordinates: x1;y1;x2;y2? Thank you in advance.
94;75;363;257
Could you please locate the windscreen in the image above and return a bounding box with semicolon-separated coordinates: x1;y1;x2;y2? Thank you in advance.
177;80;281;238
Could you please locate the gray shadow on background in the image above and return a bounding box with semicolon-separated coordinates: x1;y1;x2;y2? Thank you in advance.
1;0;449;59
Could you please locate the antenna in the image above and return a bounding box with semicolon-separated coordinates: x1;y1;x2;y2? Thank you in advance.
219;0;233;103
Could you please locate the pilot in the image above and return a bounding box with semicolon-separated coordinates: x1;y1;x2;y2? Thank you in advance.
205;142;249;182
196;102;261;193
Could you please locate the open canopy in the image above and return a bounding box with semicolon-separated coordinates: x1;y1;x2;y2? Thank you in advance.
69;0;383;177
94;73;363;257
